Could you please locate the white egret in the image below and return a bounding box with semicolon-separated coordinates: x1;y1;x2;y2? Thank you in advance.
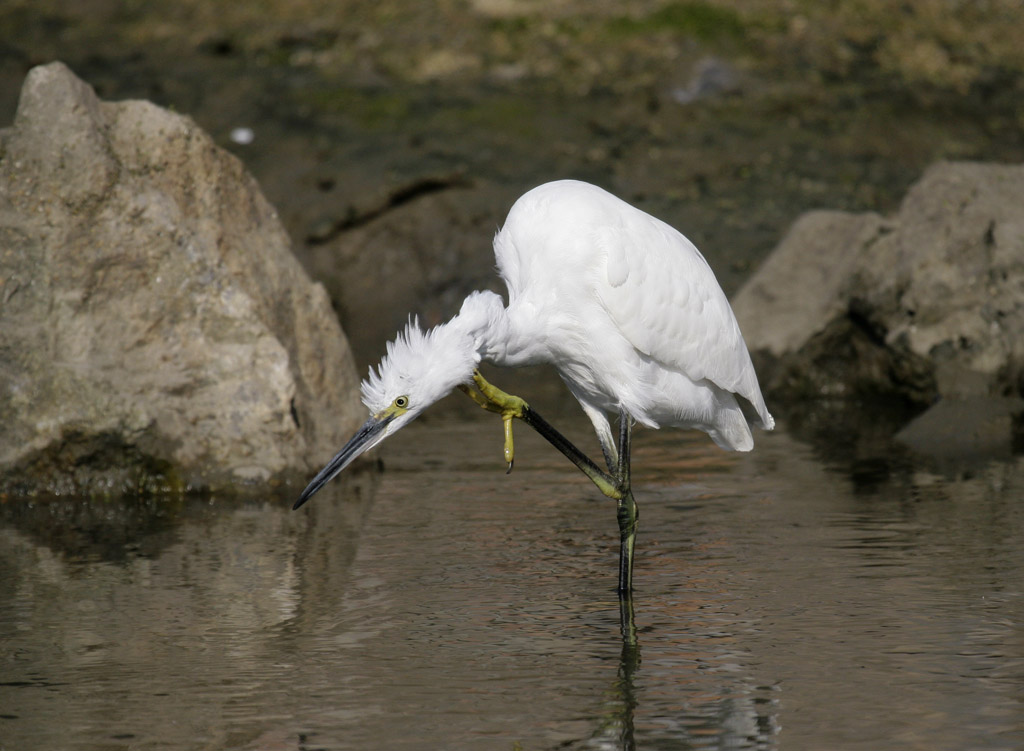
295;179;774;593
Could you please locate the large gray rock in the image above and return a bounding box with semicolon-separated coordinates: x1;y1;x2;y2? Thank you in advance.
734;161;1024;401
731;210;892;359
0;62;363;495
732;161;1024;454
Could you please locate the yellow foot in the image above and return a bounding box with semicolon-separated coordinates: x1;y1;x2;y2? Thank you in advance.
457;369;529;470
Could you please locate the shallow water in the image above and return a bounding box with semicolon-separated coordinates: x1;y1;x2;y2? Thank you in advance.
2;417;1023;750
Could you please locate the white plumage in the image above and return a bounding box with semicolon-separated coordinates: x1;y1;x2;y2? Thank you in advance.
297;179;772;517
488;180;773;458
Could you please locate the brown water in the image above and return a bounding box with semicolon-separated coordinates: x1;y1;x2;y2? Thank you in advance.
2;417;1023;750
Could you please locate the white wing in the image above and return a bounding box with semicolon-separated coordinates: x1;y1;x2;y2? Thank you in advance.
592;212;773;429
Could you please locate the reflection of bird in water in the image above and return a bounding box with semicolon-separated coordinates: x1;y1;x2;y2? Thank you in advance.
295;179;774;592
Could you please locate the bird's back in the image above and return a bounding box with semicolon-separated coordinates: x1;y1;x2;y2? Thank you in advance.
493;180;773;448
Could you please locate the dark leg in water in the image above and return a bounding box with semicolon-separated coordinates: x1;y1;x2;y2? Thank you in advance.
616;590;640;748
614;410;638;596
463;371;643;744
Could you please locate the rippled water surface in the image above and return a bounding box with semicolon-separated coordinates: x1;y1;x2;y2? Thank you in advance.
2;417;1024;750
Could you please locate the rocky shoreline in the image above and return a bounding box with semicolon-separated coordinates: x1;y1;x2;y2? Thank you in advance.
2;4;1023;494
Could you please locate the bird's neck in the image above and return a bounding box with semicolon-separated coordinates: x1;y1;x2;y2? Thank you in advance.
450;290;542;369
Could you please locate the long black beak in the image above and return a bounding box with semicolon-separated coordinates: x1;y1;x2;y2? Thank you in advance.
293;414;393;510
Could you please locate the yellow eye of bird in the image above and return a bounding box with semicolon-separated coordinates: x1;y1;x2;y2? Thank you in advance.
394;396;409;409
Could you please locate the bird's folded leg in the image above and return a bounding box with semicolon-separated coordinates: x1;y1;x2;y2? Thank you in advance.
459;370;625;501
458;369;527;472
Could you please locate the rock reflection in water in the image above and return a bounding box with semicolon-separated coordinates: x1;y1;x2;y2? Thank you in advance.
1;418;1023;749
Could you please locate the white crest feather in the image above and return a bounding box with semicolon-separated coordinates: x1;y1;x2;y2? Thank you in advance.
360;314;481;416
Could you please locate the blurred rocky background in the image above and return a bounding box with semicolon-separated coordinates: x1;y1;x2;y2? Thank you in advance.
1;0;1023;493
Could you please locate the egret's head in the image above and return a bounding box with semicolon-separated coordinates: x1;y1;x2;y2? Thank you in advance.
294;315;480;509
